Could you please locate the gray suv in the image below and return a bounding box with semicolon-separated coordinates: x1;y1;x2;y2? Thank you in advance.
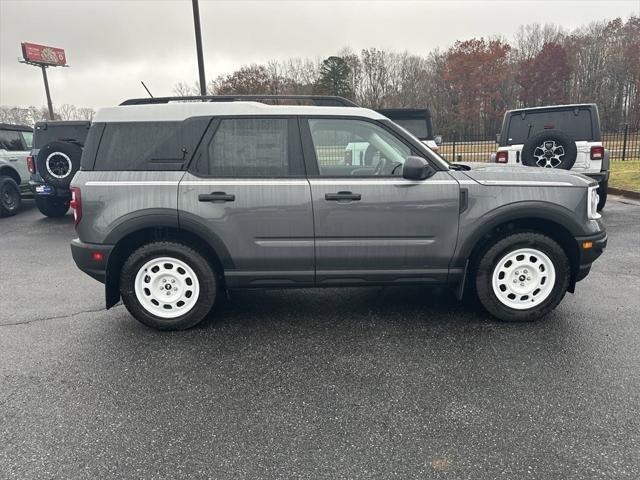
70;96;607;330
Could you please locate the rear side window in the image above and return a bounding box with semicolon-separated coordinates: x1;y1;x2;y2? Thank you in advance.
92;118;210;171
0;130;25;151
198;118;291;177
506;109;594;144
94;122;180;170
21;131;33;149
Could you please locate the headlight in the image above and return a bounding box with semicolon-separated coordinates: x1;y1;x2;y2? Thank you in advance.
587;185;601;220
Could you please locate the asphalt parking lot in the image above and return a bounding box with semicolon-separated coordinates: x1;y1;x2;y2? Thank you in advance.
1;197;639;479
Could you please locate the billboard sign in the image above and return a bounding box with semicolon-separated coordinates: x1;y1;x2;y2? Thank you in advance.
21;42;67;66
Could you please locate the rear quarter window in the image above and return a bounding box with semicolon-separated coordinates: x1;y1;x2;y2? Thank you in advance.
92;118;210;171
506;109;594;144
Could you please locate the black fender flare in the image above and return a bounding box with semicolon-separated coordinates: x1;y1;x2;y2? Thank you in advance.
453;201;584;266
102;209;234;308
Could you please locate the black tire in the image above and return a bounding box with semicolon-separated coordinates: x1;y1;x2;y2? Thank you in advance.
521;130;577;170
474;232;570;322
35;196;69;218
120;241;217;331
36;141;82;188
597;179;608;211
0;176;22;217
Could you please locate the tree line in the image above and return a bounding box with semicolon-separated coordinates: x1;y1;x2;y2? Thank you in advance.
0;104;95;126
175;16;639;137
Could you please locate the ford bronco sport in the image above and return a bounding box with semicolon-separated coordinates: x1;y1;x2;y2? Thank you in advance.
493;104;609;210
0;123;32;217
70;95;606;330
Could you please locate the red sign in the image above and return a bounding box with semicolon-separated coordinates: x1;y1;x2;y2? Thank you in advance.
21;42;67;66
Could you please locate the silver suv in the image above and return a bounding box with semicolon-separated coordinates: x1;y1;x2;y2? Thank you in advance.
0;123;32;217
70;96;607;330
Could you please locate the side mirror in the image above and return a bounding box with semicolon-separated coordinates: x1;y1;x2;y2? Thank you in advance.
403;156;435;180
434;135;442;146
495;133;501;143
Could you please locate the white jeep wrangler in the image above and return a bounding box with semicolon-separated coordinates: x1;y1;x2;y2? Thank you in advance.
493;104;609;210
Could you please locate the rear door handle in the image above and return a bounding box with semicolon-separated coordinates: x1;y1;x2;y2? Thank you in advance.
198;191;235;202
325;191;361;201
8;157;18;162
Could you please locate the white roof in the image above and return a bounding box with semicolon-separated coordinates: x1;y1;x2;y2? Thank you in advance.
93;101;386;123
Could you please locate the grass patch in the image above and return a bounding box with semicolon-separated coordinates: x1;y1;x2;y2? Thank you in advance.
609;160;640;193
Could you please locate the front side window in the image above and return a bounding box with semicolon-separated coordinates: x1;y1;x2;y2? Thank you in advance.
308;119;411;176
202;118;289;177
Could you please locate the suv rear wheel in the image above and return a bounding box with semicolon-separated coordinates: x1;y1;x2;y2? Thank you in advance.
35;196;69;217
120;241;217;330
0;176;21;217
474;232;570;322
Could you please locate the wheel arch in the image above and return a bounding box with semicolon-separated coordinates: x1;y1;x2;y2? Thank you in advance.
457;204;583;294
0;165;21;185
104;220;233;309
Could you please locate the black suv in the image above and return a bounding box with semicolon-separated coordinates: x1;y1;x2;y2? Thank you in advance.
29;120;90;217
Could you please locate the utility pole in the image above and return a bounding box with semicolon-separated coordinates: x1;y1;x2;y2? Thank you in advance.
192;0;207;96
40;65;54;120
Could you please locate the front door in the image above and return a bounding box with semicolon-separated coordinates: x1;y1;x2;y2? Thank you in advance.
178;117;314;288
303;117;460;285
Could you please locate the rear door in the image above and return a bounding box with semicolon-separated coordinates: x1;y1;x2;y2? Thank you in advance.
178;116;315;288
0;128;30;185
302;117;460;285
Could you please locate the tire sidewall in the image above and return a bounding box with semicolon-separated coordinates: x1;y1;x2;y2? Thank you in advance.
36;141;82;188
475;233;570;322
0;176;21;216
120;242;217;330
35;196;69;217
521;130;577;170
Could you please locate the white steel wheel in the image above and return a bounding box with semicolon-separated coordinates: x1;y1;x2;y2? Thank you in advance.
491;248;556;310
45;152;72;179
134;256;200;319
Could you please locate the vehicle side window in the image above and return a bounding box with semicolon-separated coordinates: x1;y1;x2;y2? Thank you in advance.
21;131;33;149
307;119;411;177
201;118;290;177
0;130;25;151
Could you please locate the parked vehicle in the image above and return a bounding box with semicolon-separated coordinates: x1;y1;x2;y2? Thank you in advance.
70;95;606;331
493;104;609;210
29;120;90;217
377;108;441;152
0;123;32;217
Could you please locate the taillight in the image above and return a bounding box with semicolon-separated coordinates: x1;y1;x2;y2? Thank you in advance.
590;146;604;160
70;187;82;226
27;155;35;174
496;151;509;163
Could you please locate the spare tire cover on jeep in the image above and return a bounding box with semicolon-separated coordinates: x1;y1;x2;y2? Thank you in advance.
36;140;82;188
521;130;577;170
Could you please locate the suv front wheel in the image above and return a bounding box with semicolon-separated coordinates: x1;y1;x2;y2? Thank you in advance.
120;241;217;330
474;232;570;322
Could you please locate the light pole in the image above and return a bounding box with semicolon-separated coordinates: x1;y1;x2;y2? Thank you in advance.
192;0;207;96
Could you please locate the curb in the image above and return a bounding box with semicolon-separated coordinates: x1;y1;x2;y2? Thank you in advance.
608;187;640;200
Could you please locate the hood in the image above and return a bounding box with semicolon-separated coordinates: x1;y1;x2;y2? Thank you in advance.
453;162;595;188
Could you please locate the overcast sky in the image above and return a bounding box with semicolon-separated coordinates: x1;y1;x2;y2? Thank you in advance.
1;0;638;109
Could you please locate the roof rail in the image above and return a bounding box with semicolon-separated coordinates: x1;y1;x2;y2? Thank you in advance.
119;95;358;107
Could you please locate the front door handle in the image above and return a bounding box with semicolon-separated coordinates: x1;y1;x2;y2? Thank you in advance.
198;191;235;202
325;191;361;201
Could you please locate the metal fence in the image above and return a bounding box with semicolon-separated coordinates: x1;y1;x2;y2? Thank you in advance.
437;124;640;163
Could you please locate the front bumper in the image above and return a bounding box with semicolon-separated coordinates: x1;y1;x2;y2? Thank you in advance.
574;231;607;282
70;239;114;284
